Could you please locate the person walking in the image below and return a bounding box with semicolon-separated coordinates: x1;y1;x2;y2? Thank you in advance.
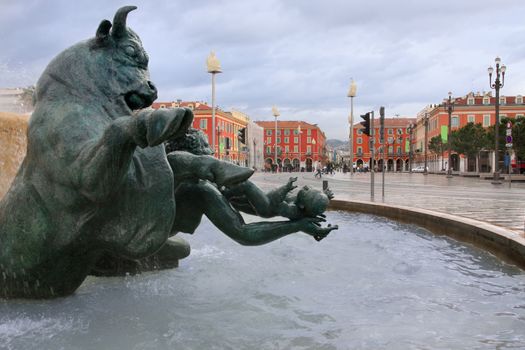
315;163;322;179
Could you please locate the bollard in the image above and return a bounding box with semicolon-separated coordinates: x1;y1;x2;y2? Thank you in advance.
323;180;328;191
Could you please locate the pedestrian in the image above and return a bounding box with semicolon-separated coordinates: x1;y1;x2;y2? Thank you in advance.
315;164;322;179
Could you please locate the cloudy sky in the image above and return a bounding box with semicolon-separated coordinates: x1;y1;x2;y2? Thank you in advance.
1;0;525;139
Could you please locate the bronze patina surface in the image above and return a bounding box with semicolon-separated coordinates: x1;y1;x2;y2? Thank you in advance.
0;6;336;299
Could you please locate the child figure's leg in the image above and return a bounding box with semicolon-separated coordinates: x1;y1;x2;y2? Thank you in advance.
222;177;299;218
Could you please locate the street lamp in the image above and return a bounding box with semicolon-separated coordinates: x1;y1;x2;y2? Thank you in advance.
272;106;280;171
207;51;222;157
347;79;357;176
297;124;302;172
424;112;429;175
488;56;506;185
407;123;414;172
312;138;317;170
216;124;222;159
444;91;455;178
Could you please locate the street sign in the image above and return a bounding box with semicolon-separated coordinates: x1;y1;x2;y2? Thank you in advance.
506;129;512;136
506;143;513;148
507;122;512;128
506;135;513;143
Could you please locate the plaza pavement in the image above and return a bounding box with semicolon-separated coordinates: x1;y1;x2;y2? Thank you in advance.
250;171;525;234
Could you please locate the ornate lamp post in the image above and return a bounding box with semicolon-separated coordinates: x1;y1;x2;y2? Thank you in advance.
272;106;280;171
397;136;402;170
347;79;357;176
297;124;302;171
216;125;222;159
444;92;455;178
424;112;429;175
488;56;506;185
312;138;317;170
207;51;222;157
407;123;414;172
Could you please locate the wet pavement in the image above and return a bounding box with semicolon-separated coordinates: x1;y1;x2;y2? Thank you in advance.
251;171;525;234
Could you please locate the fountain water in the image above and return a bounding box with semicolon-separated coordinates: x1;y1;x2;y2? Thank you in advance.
1;211;524;349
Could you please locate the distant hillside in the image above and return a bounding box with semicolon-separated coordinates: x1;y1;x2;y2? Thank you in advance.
326;139;348;150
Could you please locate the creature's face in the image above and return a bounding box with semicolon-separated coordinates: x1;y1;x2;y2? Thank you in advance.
296;185;329;216
90;6;157;110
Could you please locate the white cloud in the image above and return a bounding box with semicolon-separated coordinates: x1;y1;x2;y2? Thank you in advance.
1;0;524;139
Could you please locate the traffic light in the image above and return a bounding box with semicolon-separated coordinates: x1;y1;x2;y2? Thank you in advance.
238;127;246;144
360;113;371;136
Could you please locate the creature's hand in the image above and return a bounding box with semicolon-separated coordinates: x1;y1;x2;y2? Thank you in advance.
296;216;338;241
135;107;194;147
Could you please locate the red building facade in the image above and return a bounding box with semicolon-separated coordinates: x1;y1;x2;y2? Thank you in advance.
412;92;525;173
349;117;416;171
151;101;248;164
255;120;327;171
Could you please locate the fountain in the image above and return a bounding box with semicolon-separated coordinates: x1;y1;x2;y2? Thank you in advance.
0;6;337;299
1;5;524;348
1;212;525;348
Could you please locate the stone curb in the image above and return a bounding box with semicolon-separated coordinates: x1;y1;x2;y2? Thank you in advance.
329;199;525;270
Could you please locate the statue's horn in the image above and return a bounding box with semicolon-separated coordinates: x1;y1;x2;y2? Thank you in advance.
112;5;137;38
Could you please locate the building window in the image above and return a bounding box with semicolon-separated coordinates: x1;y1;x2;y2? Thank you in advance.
357;147;362;155
294;137;299;143
397;146;401;155
276;130;281;136
500;97;506;105
517;95;523;104
307;129;312;135
284;137;289;144
483;97;490;105
307;145;312;154
266;146;271;154
388;129;393;135
357;129;363;135
267;137;271;144
293;129;299;135
200;119;207;129
284;129;290;136
307;137;311;143
357;137;362;144
266;130;272;136
483;114;491;127
285;145;289;153
467;115;475;123
451;116;459;127
397;129;403;135
467;98;475;105
276;137;281;144
388;146;393;154
294;145;298;152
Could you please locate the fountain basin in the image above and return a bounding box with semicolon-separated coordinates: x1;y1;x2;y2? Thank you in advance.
1;211;524;349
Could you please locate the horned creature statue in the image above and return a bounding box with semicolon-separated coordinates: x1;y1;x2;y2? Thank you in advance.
0;6;337;299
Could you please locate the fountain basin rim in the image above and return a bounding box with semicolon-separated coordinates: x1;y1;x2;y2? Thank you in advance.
329;199;525;270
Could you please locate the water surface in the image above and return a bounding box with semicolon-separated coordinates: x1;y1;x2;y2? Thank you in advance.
1;211;525;349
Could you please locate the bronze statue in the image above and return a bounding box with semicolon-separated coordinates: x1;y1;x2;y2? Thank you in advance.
0;6;337;299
